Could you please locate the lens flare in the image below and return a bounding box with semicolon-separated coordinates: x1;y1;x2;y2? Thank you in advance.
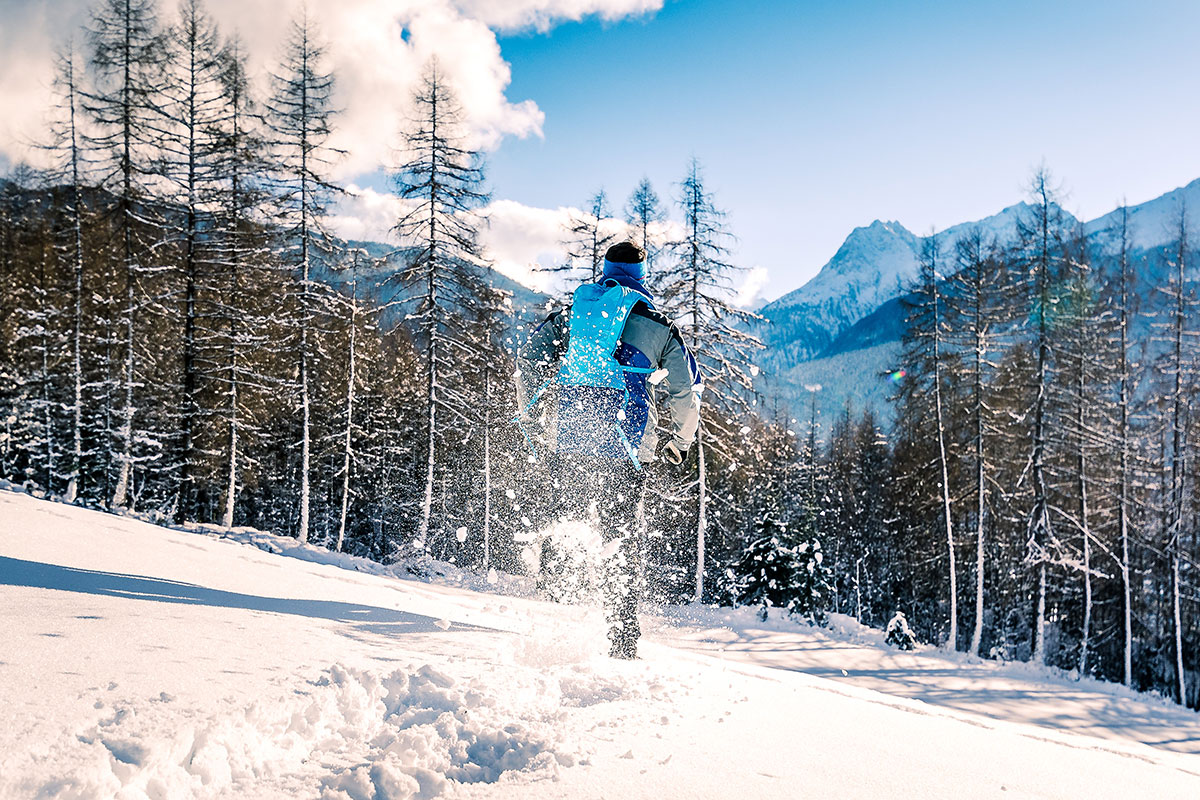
889;369;907;383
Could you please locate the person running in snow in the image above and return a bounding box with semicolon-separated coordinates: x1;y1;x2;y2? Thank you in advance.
514;241;701;659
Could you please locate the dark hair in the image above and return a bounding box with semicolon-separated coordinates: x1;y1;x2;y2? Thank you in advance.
604;241;646;264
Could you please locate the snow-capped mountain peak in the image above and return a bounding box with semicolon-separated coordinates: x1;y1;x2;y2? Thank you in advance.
754;219;921;365
756;197;1094;368
825;220;921;281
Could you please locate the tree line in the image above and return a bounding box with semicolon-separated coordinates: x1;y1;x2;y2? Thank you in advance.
0;0;783;601
801;169;1198;709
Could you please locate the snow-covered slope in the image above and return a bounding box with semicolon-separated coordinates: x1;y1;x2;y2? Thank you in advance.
1085;176;1200;253
2;489;1199;799
933;201;1034;252
774;341;903;426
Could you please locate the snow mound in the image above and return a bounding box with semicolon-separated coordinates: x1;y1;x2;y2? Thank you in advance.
319;664;569;799
29;663;568;800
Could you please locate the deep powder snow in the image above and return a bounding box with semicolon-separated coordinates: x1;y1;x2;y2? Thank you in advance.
1;489;1198;800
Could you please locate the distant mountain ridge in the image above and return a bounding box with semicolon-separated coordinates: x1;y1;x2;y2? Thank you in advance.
756;202;1061;371
313;239;551;333
758;176;1200;425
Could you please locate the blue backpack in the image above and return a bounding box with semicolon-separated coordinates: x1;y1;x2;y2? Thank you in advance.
516;280;655;467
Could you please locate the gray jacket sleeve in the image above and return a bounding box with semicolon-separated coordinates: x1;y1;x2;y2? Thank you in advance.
659;327;702;450
515;310;568;412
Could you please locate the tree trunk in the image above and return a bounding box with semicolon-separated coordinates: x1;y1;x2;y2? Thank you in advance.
1077;449;1092;674
222;380;237;529
176;29;200;524
931;270;957;650
294;27;315;542
695;419;706;601
38;243;57;491
417;75;440;547
483;357;491;570
970;282;986;656
1117;207;1133;687
112;13;136;510
336;272;357;553
1169;222;1187;704
65;59;84;504
1029;179;1053;666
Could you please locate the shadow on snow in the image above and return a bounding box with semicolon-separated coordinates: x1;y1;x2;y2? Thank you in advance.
0;555;495;639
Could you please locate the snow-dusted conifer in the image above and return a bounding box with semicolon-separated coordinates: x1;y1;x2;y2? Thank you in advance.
886;611;918;650
659;158;763;600
946;226;1005;657
391;58;493;548
1055;223;1105;675
83;0;168;509
264;9;342;541
898;234;959;649
43;47;93;503
332;248;369;552
1160;204;1195;705
1108;204;1137;687
157;0;234;520
735;520;799;621
1015;167;1068;665
625;177;664;280
212;37;272;529
544;189;617;288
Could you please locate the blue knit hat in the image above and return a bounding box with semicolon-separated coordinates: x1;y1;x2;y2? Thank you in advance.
601;241;646;282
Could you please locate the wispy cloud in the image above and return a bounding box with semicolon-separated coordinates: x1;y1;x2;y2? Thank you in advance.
455;0;661;32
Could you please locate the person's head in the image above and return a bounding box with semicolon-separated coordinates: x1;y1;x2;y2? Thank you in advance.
601;241;646;283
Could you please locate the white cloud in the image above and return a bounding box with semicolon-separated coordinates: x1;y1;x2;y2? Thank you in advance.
476;202;682;294
328;189;575;293
477;198;575;292
455;0;661;32
734;265;770;308
0;2;87;165
329;190;680;298
0;0;658;177
327;185;405;244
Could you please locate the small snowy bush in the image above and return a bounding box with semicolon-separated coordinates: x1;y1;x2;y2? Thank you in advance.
734;530;796;620
732;514;831;624
885;611;918;650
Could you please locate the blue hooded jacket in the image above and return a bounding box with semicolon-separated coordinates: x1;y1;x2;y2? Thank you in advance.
515;257;702;464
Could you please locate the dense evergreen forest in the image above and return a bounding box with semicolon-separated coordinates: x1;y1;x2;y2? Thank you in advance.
1;0;1196;709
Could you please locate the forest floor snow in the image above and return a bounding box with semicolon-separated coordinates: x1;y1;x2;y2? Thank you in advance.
1;488;1198;799
655;606;1200;757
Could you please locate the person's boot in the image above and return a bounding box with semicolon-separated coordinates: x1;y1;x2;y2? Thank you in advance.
608;633;636;659
607;617;639;659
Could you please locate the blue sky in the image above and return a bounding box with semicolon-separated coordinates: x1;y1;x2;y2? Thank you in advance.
484;0;1200;300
